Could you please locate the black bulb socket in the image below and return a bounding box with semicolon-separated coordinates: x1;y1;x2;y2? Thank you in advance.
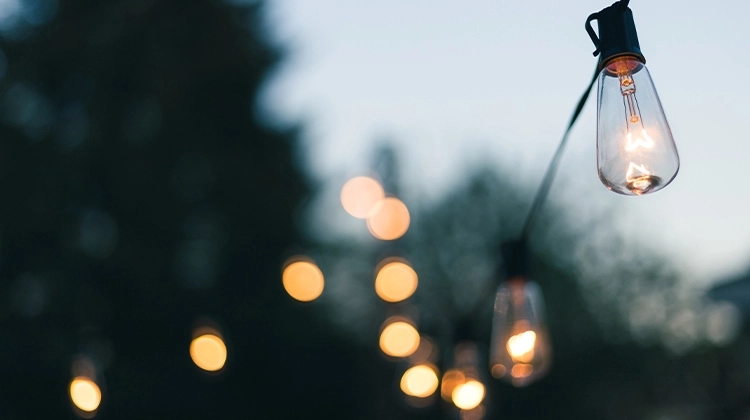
586;0;646;71
501;239;529;280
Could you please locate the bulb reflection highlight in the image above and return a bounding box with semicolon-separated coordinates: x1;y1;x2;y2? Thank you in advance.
452;380;485;410
375;260;418;303
340;176;385;218
379;320;420;358
69;377;101;413
367;197;410;241
190;333;227;372
400;365;439;398
282;259;324;302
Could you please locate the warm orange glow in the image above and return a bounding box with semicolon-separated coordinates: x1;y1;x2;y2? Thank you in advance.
282;260;324;302
511;363;534;379
507;330;536;363
69;377;101;412
452;380;485;410
367;197;410;240
375;260;418;303
400;365;439;398
340;176;385;218
190;334;227;372
441;369;466;401
379;321;420;357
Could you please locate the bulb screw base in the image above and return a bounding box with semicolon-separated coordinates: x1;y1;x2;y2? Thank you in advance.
585;0;645;70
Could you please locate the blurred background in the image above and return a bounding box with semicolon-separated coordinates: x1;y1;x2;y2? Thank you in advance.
2;0;750;419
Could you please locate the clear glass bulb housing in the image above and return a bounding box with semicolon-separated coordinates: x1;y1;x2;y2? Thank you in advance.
489;279;551;387
596;56;679;195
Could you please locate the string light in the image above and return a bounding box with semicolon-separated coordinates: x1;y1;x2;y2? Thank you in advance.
490;277;551;387
69;377;101;413
374;259;418;303
366;197;410;240
282;258;324;302
340;176;385;218
379;318;420;358
400;364;439;398
452;380;485;410
586;0;679;195
190;332;227;372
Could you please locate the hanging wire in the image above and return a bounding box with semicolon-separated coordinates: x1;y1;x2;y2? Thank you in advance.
518;66;599;241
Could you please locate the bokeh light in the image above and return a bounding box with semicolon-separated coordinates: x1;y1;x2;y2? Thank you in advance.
379;320;420;358
375;260;418;303
69;377;101;413
507;330;536;363
452;380;485;410
190;333;227;372
366;197;410;240
400;364;439;398
340;176;384;218
441;369;466;401
282;259;324;302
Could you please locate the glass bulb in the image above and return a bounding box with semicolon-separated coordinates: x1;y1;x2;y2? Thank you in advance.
596;56;679;195
489;279;551;387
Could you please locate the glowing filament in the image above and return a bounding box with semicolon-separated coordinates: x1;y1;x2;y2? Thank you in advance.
626;162;650;181
625;130;654;151
506;330;536;363
452;380;485;410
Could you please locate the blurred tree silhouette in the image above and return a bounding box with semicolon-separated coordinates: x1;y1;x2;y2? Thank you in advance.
0;1;376;419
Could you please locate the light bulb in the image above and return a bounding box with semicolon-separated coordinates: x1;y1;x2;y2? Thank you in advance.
586;1;679;195
596;56;679;195
489;279;551;387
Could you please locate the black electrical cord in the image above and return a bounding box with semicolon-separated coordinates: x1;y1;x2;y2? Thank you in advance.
518;66;599;241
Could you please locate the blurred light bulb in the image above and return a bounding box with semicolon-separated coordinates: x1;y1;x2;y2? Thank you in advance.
282;259;324;302
490;279;551;387
452;380;485;410
69;377;101;413
375;259;418;303
190;333;227;372
379;319;420;358
596;56;679;195
366;197;410;240
340;176;384;218
400;364;439;398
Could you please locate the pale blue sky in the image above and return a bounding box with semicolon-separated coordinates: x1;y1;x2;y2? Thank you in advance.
261;0;750;286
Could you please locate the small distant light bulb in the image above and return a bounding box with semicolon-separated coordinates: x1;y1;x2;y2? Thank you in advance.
452;380;485;410
489;279;551;387
69;377;101;413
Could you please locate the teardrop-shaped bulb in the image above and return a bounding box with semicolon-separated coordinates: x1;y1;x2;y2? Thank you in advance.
596;56;679;195
489;279;551;387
